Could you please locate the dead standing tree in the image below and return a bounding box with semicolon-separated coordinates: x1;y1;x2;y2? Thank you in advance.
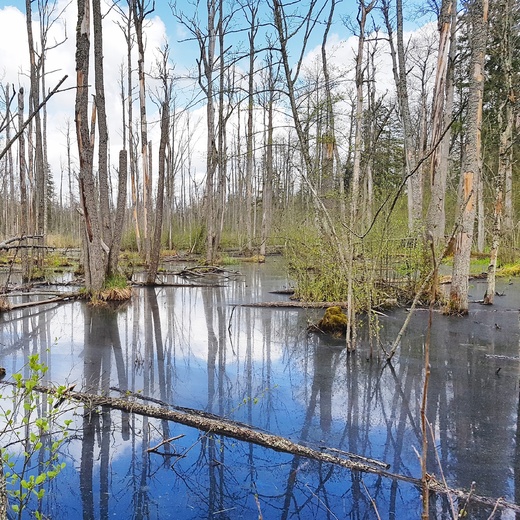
75;0;107;292
147;47;173;284
75;0;128;293
426;0;457;245
171;0;232;264
381;0;422;233
483;0;515;304
449;0;488;314
132;0;155;265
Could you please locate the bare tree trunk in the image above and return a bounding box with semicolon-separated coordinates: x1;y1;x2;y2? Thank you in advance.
476;166;485;252
147;101;169;283
132;0;155;264
120;3;141;252
351;0;375;222
260;52;277;257
346;0;376;351
244;0;259;253
18;88;30;283
426;0;456;244
25;0;46;265
484;0;513;304
93;0;111;250
109;150;128;276
321;0;340;206
382;0;421;232
3;85;15;236
75;0;107;293
147;47;171;283
449;0;488;314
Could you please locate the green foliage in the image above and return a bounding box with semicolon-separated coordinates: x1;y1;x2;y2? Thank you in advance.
120;228;140;252
44;252;73;270
285;227;349;302
0;354;71;519
284;210;430;308
103;274;130;290
218;254;240;266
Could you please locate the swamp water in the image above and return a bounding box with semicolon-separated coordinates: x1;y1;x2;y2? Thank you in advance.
1;259;520;519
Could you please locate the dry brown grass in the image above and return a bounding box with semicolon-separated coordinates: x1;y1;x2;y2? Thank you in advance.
0;297;12;311
97;287;133;302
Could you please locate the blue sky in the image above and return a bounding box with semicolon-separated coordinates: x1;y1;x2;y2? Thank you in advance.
0;0;436;194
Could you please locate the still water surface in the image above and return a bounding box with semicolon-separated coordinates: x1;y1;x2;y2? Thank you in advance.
1;259;519;519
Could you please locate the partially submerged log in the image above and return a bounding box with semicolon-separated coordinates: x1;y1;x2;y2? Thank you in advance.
0;292;81;312
3;381;519;515
242;301;348;309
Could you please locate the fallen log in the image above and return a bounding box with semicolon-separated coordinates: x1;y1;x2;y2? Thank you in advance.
0;235;44;248
1;292;81;312
2;381;519;514
242;301;348;309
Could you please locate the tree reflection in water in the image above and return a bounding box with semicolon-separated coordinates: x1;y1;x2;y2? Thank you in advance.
0;265;519;519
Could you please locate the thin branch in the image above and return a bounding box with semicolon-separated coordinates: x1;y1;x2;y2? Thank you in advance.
0;75;68;163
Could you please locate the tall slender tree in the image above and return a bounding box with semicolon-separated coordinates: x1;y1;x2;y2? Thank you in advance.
132;0;155;264
449;0;488;314
426;0;457;245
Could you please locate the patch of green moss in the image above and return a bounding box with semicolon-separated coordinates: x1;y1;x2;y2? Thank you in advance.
317;306;348;337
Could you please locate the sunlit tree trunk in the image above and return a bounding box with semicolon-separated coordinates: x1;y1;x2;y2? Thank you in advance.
449;0;488;314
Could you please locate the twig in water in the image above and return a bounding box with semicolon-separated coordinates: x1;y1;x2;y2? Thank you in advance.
361;479;382;520
428;420;457;519
147;434;185;453
487;497;503;519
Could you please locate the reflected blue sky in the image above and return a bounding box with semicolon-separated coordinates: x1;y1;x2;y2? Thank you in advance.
0;263;519;518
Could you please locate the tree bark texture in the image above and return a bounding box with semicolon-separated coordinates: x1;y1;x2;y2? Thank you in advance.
93;0;111;250
75;0;107;292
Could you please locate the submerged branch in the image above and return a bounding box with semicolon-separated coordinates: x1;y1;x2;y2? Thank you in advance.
2;381;519;515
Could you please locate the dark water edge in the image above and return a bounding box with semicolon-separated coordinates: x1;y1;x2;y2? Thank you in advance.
0;261;519;519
